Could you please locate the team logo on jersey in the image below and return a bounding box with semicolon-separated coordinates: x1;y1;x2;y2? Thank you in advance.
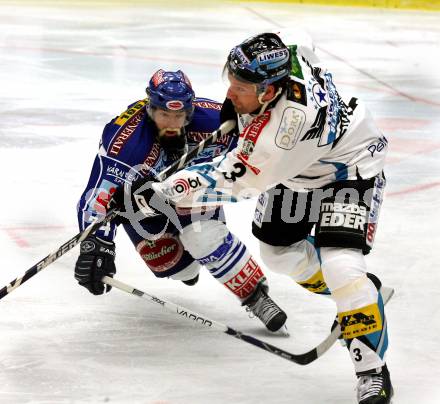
136;234;184;273
166;100;184;110
275;106;306;150
306;78;328;110
312;83;327;108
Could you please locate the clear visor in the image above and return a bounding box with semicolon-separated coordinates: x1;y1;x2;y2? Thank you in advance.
222;65;260;96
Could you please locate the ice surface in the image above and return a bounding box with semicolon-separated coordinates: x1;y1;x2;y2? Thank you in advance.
1;1;439;403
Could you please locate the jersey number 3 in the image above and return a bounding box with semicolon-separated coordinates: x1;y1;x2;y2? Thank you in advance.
222;162;246;182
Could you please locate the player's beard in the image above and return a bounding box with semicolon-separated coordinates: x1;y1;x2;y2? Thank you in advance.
158;128;187;162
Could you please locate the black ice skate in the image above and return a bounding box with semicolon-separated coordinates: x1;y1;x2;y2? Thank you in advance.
357;365;393;404
181;274;199;286
242;283;287;332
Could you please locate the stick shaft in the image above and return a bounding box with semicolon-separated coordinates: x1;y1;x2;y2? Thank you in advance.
157;120;235;181
103;276;228;331
103;275;395;366
0;210;118;300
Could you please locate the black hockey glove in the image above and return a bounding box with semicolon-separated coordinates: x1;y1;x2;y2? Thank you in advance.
220;97;239;137
74;235;116;295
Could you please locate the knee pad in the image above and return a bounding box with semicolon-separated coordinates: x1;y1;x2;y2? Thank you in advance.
320;247;367;293
321;248;383;338
260;238;329;294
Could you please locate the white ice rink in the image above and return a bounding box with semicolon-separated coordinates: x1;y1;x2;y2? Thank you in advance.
1;1;440;403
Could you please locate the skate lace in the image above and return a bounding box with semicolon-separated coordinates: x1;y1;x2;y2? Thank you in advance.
246;293;280;324
357;373;384;401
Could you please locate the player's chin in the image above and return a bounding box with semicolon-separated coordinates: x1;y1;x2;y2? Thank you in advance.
232;104;246;114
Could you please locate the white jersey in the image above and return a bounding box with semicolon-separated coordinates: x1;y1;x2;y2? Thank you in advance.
154;44;388;208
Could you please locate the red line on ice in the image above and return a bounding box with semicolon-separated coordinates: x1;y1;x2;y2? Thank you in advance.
1;225;67;248
4;229;30;248
386;182;440;197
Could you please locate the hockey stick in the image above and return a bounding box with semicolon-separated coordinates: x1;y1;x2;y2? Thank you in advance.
155;119;236;181
103;276;394;366
0;209;118;300
0;120;236;301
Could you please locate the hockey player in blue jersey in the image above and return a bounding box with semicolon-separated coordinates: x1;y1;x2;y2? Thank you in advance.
74;69;287;332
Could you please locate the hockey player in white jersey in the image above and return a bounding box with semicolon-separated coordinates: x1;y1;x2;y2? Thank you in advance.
115;33;393;403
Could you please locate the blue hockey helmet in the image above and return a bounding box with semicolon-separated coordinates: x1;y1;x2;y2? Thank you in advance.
146;69;195;120
225;32;290;89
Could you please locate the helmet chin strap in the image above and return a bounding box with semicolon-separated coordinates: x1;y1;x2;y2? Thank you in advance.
257;87;283;116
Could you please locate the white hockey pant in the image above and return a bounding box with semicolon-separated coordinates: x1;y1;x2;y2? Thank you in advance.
179;220;266;301
259;238;329;294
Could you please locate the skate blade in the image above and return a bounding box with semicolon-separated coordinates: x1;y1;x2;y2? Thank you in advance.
338;339;347;347
272;324;290;337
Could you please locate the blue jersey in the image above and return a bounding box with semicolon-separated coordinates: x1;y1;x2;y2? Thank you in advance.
77;97;236;241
